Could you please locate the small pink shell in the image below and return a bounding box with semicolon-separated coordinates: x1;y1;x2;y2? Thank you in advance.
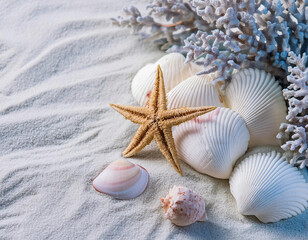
93;158;149;199
161;186;206;226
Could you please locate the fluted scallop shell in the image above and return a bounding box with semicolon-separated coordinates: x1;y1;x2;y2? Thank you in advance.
161;186;206;226
93;158;149;199
224;68;287;147
132;53;203;106
173;107;250;179
230;151;308;223
167;74;224;109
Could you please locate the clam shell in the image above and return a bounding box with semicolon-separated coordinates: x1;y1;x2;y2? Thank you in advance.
167;74;224;109
173;107;250;179
161;186;206;226
132;53;203;106
230;151;308;223
224;68;287;147
93;158;149;199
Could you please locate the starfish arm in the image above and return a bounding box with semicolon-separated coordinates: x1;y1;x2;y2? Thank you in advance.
160;106;217;126
148;65;167;112
122;122;156;157
110;103;150;124
154;125;182;175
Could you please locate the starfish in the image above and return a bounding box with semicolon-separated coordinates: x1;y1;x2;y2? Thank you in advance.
110;65;216;175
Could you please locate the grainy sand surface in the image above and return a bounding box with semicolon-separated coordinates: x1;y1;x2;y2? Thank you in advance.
0;1;307;239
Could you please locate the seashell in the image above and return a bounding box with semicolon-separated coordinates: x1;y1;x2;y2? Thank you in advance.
168;74;236;178
173;107;250;179
161;186;206;226
230;151;308;223
93;158;149;199
167;73;224;109
132;53;203;106
224;68;287;147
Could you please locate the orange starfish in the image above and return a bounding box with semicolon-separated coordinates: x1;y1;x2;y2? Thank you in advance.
110;65;216;175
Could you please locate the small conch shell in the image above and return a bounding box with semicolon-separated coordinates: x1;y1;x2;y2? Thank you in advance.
230;151;308;223
93;158;149;199
161;186;206;226
132;53;203;106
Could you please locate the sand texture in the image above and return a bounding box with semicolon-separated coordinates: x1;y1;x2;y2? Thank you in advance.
0;0;307;239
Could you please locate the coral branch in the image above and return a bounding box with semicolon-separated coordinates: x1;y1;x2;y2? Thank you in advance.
113;1;308;84
184;0;308;85
278;52;308;168
111;1;210;51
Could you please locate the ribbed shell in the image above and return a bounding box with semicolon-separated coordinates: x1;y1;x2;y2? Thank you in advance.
93;159;149;199
230;151;308;223
131;53;203;106
173;107;250;179
167;74;224;109
224;68;287;147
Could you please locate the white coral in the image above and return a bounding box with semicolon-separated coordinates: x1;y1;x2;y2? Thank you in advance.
184;0;307;85
278;52;308;168
112;0;210;50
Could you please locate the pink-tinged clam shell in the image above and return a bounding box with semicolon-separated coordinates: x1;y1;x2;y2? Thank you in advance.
93;158;149;199
161;186;206;226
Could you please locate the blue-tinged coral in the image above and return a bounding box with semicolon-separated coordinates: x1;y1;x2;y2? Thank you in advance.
111;0;209;51
186;0;307;84
277;52;308;168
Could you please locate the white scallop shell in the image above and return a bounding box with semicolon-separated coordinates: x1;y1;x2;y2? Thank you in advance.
224;68;287;147
230;151;308;223
93;158;149;199
161;186;206;226
167;74;224;109
173;107;250;179
132;53;203;106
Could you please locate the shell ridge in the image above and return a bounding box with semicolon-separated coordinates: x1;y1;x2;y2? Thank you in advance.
174;107;248;178
254;152;284;190
230;151;308;223
225;69;287;146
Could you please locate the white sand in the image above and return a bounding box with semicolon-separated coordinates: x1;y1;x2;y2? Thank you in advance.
0;0;307;239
